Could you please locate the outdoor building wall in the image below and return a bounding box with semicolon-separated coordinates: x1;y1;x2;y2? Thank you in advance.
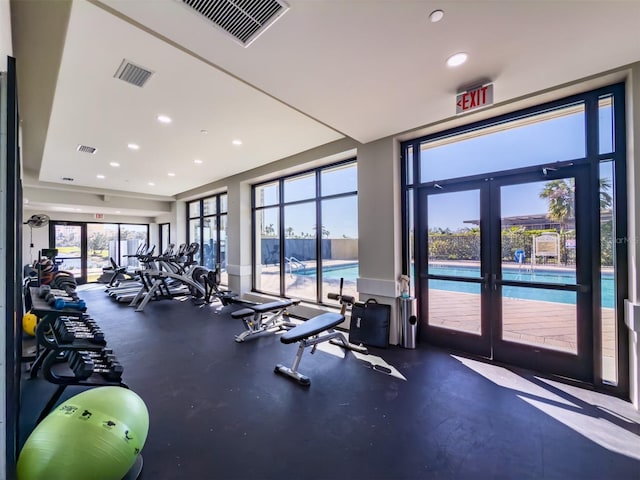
330;239;358;260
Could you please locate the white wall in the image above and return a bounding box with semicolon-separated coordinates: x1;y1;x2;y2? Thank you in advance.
0;0;12;70
357;138;403;344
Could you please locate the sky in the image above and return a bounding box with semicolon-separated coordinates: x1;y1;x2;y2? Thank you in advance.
424;104;613;231
256;103;614;236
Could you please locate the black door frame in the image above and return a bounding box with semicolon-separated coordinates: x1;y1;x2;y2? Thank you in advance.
418;162;594;381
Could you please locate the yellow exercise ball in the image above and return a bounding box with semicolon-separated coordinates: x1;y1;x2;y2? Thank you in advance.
17;386;149;480
22;312;37;337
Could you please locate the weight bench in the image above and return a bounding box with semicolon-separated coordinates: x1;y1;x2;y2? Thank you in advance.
274;312;368;386
231;298;300;342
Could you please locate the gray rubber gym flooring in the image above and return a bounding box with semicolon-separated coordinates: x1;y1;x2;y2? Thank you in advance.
20;287;640;479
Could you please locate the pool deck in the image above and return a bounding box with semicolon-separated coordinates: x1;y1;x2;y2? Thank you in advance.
256;259;618;381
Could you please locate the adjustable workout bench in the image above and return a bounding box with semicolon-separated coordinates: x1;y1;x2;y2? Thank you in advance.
274;312;368;386
231;298;300;342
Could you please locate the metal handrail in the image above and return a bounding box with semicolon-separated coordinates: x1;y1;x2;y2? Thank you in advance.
285;256;305;276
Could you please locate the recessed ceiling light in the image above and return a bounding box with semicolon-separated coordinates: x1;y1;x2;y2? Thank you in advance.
110;162;120;167
128;143;140;150
148;182;155;186
168;172;176;177
116;211;121;214
232;139;242;146
96;174;105;179
194;159;203;164
446;52;468;67
429;9;444;22
157;114;172;124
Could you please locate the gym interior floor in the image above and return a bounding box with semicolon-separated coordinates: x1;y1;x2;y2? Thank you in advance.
19;286;640;480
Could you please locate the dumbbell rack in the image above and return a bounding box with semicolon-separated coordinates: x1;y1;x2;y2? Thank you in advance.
27;287;128;424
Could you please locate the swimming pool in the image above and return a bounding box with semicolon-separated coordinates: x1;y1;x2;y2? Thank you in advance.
311;263;615;308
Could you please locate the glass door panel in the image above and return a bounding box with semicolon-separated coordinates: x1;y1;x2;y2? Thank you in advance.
53;223;86;283
419;166;593;381
426;188;482;333
428;279;482;335
501;287;577;354
87;223;118;282
492;167;592;380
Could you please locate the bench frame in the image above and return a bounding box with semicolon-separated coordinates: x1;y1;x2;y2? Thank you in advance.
231;299;299;342
274;313;368;386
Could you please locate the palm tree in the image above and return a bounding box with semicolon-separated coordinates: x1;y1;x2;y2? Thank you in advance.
539;179;575;231
539;177;613;231
540;177;613;265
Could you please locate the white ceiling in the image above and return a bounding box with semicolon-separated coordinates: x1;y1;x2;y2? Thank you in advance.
12;0;640;216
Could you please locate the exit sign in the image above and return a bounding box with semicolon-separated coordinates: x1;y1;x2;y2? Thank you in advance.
95;213;104;220
456;83;493;114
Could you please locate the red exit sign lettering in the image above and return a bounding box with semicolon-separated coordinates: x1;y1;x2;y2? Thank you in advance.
456;83;493;114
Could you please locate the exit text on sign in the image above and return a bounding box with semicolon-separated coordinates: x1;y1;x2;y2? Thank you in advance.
456;84;493;114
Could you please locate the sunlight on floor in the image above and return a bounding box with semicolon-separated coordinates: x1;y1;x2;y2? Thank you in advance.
452;355;640;460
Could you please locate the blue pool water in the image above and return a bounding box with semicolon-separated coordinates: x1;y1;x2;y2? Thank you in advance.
312;264;615;308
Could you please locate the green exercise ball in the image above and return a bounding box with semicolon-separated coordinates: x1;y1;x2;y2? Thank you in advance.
17;386;149;480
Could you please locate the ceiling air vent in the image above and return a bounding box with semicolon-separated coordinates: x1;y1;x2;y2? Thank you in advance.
114;59;154;87
77;144;97;154
179;0;289;47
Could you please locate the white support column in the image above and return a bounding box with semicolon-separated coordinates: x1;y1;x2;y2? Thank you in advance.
356;138;403;345
226;180;252;295
626;65;640;409
173;200;186;246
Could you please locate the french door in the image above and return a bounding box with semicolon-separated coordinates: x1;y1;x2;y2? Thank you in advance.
419;164;594;381
51;222;88;284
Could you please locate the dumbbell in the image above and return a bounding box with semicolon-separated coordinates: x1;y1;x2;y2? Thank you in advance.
53;298;86;311
82;350;123;375
69;351;124;381
38;285;51;298
46;290;79;303
46;294;75;306
68;352;94;379
56;318;101;334
54;321;105;344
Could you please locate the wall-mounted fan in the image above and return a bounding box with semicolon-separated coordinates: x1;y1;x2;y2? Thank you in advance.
24;213;50;262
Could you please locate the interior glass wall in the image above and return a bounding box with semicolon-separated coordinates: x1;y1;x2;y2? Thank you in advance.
252;160;358;304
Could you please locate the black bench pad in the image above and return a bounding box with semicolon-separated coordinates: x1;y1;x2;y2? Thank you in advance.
280;313;344;344
231;299;299;318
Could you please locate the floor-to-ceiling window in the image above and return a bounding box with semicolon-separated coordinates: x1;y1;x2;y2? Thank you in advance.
252;159;358;305
51;221;149;283
187;193;228;284
401;83;627;395
159;223;170;254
